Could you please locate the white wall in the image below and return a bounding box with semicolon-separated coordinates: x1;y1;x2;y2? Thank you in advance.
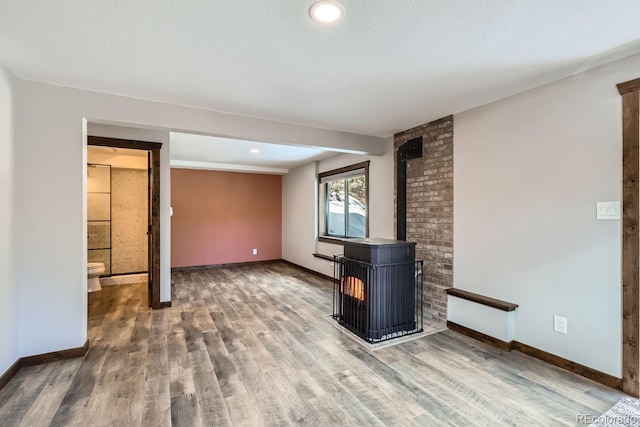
0;65;18;374
13;79;381;358
282;161;320;270
454;53;640;377
282;138;395;276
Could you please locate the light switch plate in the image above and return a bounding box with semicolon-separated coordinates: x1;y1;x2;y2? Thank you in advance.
596;201;620;220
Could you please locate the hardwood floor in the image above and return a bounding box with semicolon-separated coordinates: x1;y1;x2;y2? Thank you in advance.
0;262;625;426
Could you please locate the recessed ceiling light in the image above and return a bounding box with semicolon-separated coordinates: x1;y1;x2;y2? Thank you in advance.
309;1;344;23
250;148;260;154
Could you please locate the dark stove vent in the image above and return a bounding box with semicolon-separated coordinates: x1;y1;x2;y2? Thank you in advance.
397;136;423;241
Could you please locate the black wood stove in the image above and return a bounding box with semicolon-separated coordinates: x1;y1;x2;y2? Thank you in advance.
333;238;423;343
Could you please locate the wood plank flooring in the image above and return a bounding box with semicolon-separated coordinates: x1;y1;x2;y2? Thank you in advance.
0;262;625;426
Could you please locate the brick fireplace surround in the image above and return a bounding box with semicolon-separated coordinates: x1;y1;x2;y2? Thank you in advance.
394;115;453;326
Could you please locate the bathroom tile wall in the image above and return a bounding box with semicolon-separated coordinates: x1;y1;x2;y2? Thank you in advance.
111;168;148;274
87;221;110;249
87;164;112;274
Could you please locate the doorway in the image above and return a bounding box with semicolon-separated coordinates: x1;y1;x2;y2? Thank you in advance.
88;136;163;309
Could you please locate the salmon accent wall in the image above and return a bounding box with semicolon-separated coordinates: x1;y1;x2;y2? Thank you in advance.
171;168;282;267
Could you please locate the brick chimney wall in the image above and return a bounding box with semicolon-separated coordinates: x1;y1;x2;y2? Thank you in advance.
394;115;453;327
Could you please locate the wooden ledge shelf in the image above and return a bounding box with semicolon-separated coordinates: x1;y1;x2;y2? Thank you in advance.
445;288;518;312
313;253;335;262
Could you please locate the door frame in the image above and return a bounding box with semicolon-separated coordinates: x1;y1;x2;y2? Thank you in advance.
88;136;164;310
618;77;640;397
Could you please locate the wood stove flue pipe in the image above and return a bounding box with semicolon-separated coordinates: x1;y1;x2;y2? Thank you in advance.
397;137;423;241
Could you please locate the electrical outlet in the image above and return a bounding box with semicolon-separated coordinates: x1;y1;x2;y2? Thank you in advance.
252;248;257;255
554;315;567;334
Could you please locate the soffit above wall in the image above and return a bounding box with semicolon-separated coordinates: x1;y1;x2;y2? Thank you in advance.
169;132;338;174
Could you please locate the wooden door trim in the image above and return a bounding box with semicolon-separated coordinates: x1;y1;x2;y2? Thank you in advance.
150;147;161;309
88;136;164;310
618;80;640;397
88;136;162;151
618;78;640;96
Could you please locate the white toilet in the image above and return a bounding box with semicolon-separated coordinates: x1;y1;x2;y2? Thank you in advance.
87;262;105;292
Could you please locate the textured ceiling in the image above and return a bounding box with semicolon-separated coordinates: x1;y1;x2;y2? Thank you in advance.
2;1;640;137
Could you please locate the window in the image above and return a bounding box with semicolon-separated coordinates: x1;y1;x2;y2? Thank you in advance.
318;161;369;241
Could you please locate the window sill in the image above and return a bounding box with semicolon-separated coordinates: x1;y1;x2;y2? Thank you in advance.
318;236;368;245
318;236;347;245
